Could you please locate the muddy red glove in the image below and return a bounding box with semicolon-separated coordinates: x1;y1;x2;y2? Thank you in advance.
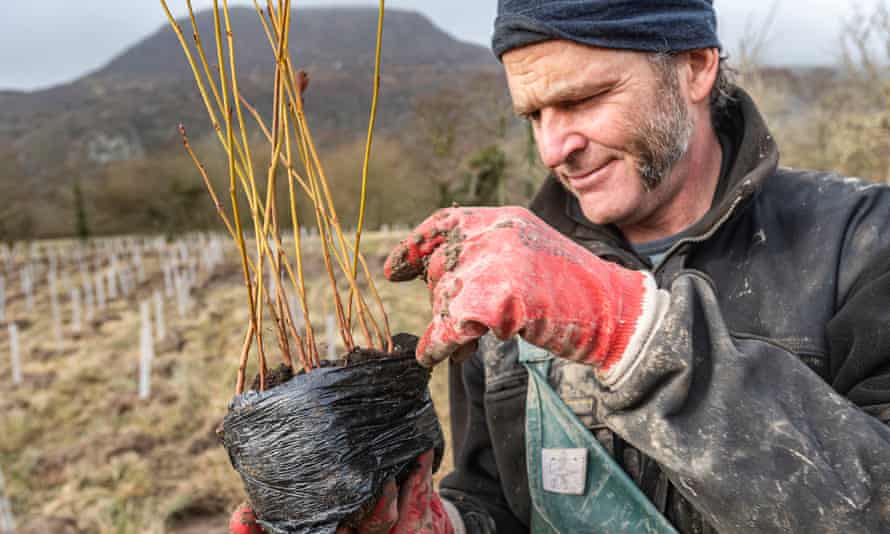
229;451;457;534
384;207;667;385
345;450;456;534
229;503;264;534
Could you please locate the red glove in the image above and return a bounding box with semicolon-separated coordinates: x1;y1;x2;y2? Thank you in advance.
229;451;455;534
349;450;455;534
384;207;666;385
229;503;264;534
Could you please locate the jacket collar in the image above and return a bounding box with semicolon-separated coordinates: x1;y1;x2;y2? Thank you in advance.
529;87;780;268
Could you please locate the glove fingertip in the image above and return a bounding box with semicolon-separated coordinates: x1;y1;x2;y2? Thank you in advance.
383;243;418;282
415;333;441;368
230;503;264;534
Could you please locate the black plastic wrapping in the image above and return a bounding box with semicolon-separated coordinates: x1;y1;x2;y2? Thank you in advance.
221;336;444;534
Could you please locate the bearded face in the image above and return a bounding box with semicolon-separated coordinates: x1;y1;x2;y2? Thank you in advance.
504;40;705;233
629;56;695;192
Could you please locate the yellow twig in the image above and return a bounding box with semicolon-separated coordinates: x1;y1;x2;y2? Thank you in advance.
349;0;385;328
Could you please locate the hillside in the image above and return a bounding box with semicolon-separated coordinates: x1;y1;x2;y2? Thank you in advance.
101;7;494;79
0;7;500;196
0;232;452;533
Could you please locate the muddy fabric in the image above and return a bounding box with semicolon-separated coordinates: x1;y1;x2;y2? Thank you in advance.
520;340;677;533
439;86;890;533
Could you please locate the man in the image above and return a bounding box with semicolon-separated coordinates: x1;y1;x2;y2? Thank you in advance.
232;1;890;532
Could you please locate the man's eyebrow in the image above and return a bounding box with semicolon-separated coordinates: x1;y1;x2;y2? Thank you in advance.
514;79;614;115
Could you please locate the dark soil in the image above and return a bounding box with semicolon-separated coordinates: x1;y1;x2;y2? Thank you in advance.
249;363;295;391
248;333;419;392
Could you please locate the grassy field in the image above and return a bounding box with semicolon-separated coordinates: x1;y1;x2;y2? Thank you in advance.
0;232;451;533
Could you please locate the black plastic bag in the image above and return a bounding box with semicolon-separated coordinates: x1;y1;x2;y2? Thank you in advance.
220;335;444;534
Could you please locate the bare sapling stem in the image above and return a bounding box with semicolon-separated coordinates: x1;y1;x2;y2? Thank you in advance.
186;0;225;116
357;252;394;351
240;93;315;201
236;323;256;394
263;1;363;301
165;0;262;202
299;138;354;349
166;0;397;391
283;89;384;350
211;0;262;392
276;279;310;371
221;0;269;388
348;0;385;329
180;124;237;239
282;99;318;367
252;0;277;51
263;270;293;371
160;0;224;140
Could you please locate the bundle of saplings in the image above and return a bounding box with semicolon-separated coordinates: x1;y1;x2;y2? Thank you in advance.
160;2;443;532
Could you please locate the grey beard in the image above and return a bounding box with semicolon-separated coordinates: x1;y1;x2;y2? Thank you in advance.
631;71;695;192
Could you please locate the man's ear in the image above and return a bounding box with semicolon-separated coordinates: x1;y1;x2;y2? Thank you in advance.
683;48;720;105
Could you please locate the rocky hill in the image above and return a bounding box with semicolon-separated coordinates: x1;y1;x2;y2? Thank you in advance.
0;7;499;190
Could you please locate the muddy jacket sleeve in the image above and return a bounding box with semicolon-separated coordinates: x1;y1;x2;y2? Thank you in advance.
597;254;890;533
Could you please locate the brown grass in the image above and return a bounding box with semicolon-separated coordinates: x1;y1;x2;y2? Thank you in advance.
0;231;449;534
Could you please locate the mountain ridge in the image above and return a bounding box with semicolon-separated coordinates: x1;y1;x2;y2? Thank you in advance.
99;6;495;81
0;6;500;181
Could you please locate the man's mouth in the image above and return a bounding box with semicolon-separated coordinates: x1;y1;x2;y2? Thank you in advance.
563;159;618;192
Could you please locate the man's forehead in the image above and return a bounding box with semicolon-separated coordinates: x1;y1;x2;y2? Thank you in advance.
503;40;631;112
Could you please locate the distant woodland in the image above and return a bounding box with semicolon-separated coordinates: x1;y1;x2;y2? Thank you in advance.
0;4;888;241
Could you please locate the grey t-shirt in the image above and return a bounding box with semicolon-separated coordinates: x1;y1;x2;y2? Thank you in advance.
631;233;685;268
631;130;735;268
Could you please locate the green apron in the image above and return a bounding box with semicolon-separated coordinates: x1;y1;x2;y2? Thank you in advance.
519;339;678;534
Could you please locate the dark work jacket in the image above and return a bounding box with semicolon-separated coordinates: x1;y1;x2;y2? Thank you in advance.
438;88;890;533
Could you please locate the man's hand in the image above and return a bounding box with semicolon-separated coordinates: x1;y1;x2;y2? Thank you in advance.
229;503;263;534
348;450;455;534
229;451;454;534
384;207;665;384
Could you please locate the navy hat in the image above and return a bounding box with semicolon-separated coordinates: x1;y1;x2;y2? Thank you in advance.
493;0;721;58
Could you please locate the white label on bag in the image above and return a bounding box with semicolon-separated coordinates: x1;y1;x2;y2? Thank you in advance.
542;448;587;495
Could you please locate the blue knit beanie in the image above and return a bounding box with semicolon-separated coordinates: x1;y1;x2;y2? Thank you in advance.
492;0;721;58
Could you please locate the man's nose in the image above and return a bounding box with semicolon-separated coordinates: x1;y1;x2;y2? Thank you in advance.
535;109;587;169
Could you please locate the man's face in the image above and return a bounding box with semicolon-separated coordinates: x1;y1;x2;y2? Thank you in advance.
503;40;694;228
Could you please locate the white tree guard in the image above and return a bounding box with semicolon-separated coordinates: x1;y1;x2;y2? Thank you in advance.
153;290;165;343
95;272;106;311
0;466;15;534
21;266;33;313
70;287;82;334
49;269;63;348
8;323;20;386
139;300;155;400
84;277;94;321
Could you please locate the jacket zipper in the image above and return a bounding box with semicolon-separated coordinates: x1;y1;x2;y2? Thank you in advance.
653;185;753;277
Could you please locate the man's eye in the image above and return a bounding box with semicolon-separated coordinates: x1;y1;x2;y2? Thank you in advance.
566;95;597;109
522;110;541;122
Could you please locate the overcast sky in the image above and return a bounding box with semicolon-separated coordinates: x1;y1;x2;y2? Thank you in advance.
0;0;883;91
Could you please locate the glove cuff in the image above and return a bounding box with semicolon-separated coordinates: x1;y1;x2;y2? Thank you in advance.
437;492;498;534
440;498;467;534
599;272;668;387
